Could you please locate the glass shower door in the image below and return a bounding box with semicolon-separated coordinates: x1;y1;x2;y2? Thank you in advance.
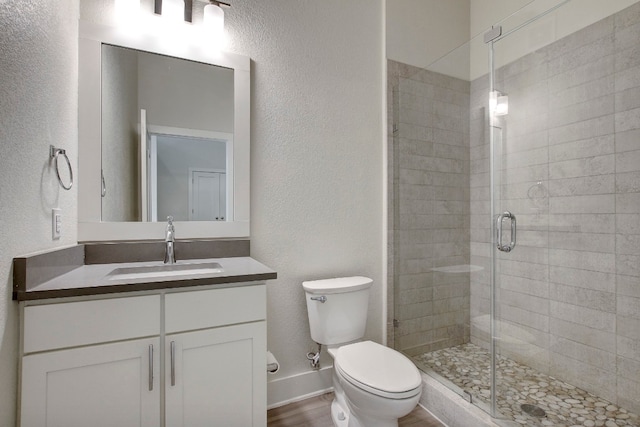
486;0;635;423
488;32;552;418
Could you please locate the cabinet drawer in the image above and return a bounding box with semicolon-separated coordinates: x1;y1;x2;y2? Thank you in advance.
23;295;160;353
165;284;265;333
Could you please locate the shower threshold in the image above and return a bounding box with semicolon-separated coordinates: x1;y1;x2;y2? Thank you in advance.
413;343;639;427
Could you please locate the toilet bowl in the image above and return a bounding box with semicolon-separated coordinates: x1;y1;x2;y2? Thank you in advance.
330;341;422;427
303;277;423;427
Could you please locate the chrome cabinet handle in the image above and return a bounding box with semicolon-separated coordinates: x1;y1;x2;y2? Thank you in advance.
101;170;106;197
170;341;176;386
496;211;516;253
148;344;154;391
310;296;327;303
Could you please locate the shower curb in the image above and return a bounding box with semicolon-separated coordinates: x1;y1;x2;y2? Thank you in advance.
420;373;519;427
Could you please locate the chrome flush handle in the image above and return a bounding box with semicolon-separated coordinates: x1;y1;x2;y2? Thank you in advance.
310;296;327;303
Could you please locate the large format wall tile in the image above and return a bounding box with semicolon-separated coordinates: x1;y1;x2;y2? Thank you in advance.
615;1;640;414
391;62;471;357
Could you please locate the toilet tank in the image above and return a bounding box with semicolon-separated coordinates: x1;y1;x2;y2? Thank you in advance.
302;276;373;346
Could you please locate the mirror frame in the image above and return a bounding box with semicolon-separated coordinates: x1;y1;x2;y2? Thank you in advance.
78;21;250;241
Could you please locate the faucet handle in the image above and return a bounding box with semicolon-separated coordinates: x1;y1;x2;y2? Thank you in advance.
166;216;175;238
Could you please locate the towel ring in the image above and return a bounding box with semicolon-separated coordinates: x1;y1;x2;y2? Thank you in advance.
49;145;73;191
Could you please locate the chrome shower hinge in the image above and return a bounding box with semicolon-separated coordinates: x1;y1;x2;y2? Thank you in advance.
484;25;502;43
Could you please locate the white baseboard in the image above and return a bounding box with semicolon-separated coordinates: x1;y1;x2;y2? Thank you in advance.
267;366;334;409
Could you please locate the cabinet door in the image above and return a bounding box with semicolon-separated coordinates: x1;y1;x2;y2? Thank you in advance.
20;337;160;427
165;322;266;427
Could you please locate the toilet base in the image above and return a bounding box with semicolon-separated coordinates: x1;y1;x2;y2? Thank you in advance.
331;394;405;427
326;341;422;427
331;399;349;427
334;366;420;427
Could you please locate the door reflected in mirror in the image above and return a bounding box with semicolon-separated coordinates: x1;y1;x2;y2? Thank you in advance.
152;132;228;222
100;44;234;222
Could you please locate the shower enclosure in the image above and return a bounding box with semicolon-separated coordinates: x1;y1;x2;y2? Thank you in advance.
389;1;640;425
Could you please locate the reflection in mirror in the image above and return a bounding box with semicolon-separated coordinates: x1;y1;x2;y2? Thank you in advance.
151;131;228;222
100;44;234;222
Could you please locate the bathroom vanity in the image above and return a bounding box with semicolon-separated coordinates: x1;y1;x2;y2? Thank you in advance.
14;244;276;427
13;16;272;425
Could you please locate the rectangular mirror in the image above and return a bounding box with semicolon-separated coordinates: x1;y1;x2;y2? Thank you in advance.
79;22;250;241
101;44;234;223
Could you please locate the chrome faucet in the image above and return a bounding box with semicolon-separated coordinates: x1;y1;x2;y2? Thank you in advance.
164;216;176;264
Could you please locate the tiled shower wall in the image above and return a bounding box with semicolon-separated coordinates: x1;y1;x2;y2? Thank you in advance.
469;2;640;413
388;61;471;356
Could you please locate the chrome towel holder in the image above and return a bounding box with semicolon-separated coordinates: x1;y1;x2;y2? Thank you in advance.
49;145;73;191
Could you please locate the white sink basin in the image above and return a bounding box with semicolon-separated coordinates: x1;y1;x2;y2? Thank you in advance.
107;262;224;281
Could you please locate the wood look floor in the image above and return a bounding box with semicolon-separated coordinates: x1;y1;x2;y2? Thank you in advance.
267;393;445;427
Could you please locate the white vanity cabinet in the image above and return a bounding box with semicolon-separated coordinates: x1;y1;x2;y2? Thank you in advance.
21;337;161;427
19;284;267;427
164;285;267;427
165;322;266;427
20;295;161;427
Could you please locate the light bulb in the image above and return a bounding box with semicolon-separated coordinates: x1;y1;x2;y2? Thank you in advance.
495;95;509;115
490;91;508;116
162;0;184;22
203;2;225;39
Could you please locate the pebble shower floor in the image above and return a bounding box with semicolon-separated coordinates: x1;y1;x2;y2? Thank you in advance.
414;343;639;427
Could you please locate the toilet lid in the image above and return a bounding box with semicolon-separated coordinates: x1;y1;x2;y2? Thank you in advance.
302;276;373;294
335;341;421;398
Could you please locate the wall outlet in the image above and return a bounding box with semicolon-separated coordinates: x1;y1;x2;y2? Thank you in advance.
52;208;61;240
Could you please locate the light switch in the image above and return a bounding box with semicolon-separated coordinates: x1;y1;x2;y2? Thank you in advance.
52;208;61;240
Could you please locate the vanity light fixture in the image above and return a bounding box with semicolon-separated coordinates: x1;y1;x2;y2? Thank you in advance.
203;1;230;37
153;0;230;25
160;0;186;22
490;90;509;116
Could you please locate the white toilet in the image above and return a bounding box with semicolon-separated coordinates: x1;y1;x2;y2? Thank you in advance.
303;276;422;427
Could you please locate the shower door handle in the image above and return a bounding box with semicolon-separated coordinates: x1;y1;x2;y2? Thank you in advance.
496;211;516;252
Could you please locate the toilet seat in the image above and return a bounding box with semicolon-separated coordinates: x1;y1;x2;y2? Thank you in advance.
334;341;422;400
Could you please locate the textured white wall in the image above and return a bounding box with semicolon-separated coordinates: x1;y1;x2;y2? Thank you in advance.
386;0;470;69
224;0;385;382
470;0;533;37
0;0;79;424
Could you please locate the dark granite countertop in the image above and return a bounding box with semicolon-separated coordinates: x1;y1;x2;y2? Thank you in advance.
13;242;276;301
15;257;276;301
